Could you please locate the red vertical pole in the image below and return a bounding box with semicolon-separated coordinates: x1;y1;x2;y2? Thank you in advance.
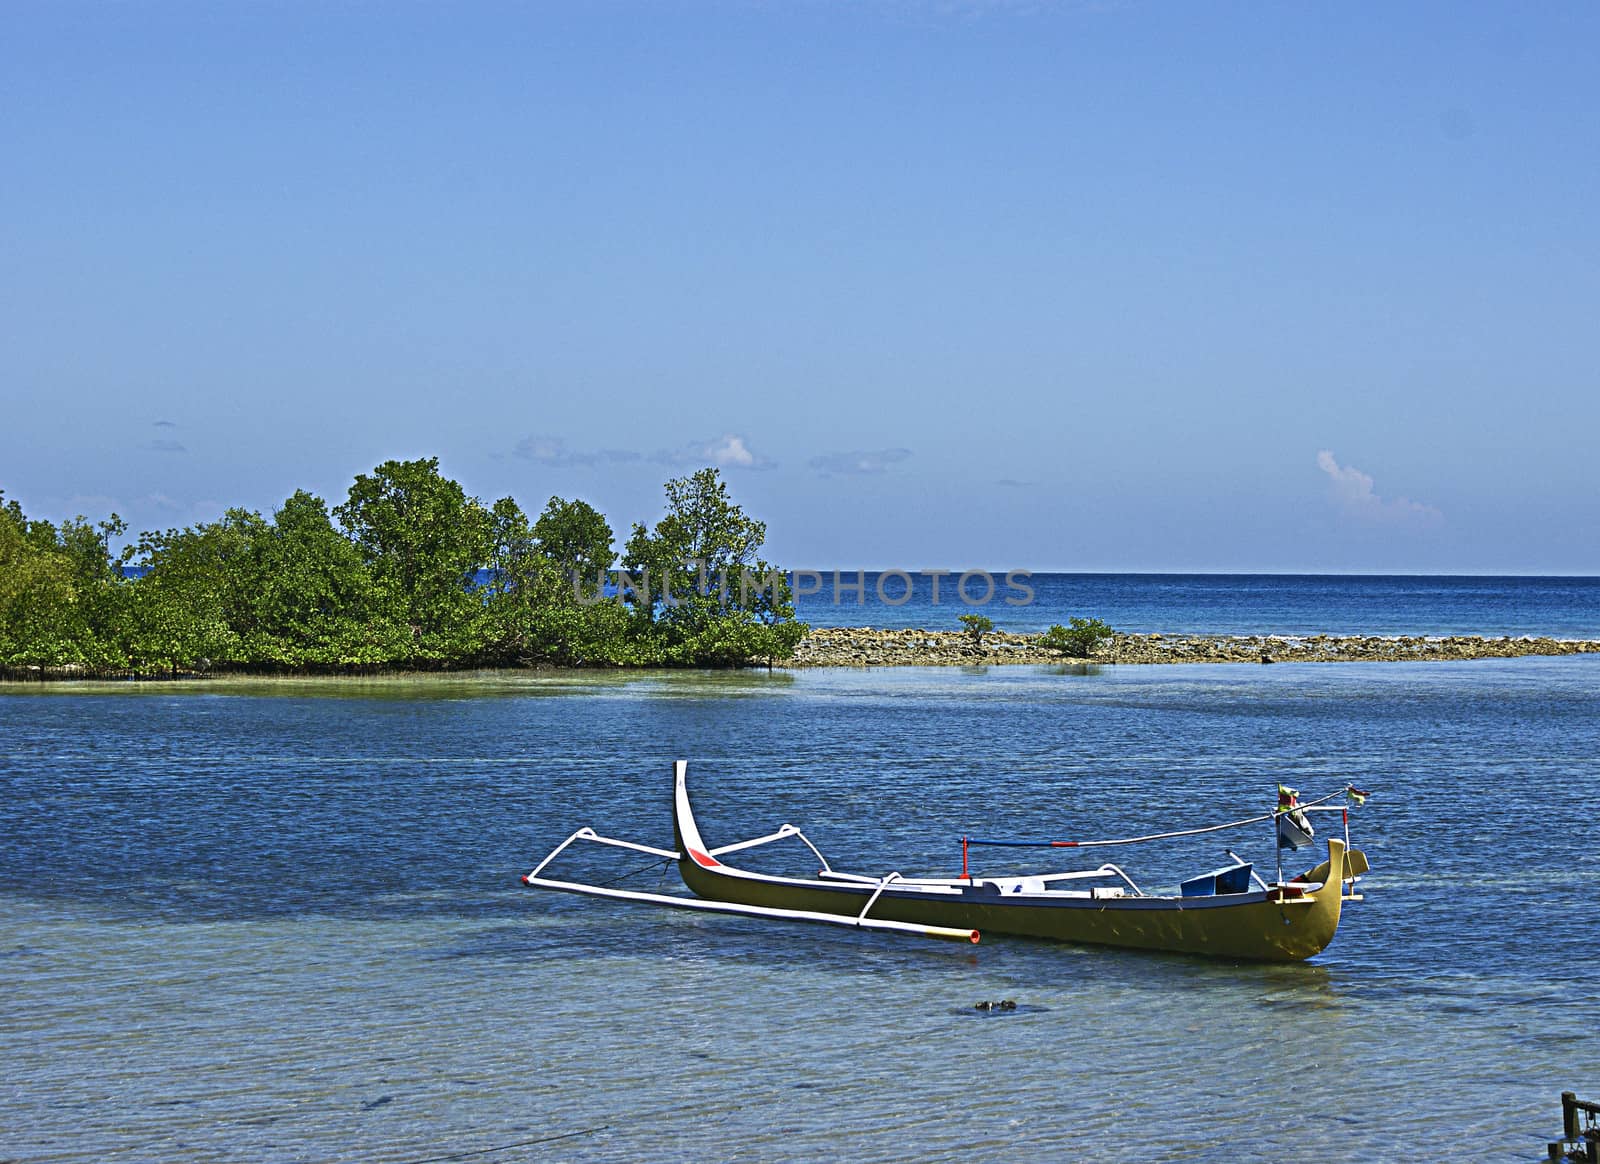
962;836;969;881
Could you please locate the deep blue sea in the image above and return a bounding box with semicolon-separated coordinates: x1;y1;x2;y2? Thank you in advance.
3;651;1597;1161
121;567;1600;638
793;572;1600;637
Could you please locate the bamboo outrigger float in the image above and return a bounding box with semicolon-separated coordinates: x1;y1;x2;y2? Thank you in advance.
522;761;1371;962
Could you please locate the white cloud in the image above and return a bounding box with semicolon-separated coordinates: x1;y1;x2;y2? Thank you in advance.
705;434;756;468
809;447;912;476
653;433;776;471
1316;450;1441;521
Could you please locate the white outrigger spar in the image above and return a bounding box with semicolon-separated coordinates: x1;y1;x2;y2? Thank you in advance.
523;826;981;943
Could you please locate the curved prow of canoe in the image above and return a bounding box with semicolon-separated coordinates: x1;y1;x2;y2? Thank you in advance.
1295;839;1369;896
671;760;980;943
673;759;721;876
1264;837;1365;960
1304;836;1346;944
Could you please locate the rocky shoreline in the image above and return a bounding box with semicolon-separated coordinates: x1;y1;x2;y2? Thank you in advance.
786;627;1600;668
7;629;1598;680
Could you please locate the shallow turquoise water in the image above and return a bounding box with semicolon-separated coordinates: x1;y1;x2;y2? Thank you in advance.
2;660;1596;1161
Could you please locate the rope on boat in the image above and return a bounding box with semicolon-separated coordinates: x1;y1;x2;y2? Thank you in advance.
590;856;673;887
965;786;1358;849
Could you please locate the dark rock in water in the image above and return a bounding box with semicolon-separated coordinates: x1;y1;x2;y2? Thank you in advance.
955;1000;1046;1017
362;1095;396;1111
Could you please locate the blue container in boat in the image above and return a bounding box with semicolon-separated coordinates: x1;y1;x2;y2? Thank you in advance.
1180;863;1253;897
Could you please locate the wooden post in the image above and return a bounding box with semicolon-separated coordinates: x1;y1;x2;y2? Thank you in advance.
1553;1092;1600;1162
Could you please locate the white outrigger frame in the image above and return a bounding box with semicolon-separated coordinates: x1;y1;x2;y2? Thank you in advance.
523;823;982;943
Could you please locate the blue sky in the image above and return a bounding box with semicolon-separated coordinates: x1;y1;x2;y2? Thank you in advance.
3;1;1596;572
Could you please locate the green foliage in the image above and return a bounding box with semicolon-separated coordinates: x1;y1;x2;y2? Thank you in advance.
534;496;614;583
1039;617;1115;658
959;613;994;646
1;461;807;676
470;495;627;665
127;511;263;673
335;458;495;662
526;596;641;665
243;491;411;665
0;493;132;670
0;501;79;666
622;468;807;665
485;495;622;664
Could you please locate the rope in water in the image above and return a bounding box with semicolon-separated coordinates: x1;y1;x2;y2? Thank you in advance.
965;786;1355;849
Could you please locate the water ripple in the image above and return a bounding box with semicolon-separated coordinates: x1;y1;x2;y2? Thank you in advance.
3;660;1596;1160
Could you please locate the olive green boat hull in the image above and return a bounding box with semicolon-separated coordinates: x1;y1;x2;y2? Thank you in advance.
672;763;1359;962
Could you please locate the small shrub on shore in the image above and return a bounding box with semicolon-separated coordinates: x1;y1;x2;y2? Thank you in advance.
1040;618;1114;658
959;613;994;647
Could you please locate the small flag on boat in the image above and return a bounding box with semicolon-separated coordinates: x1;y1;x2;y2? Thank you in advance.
1345;784;1370;806
1276;784;1315;850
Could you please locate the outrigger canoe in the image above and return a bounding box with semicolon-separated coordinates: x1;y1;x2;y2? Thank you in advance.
522;761;1370;962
